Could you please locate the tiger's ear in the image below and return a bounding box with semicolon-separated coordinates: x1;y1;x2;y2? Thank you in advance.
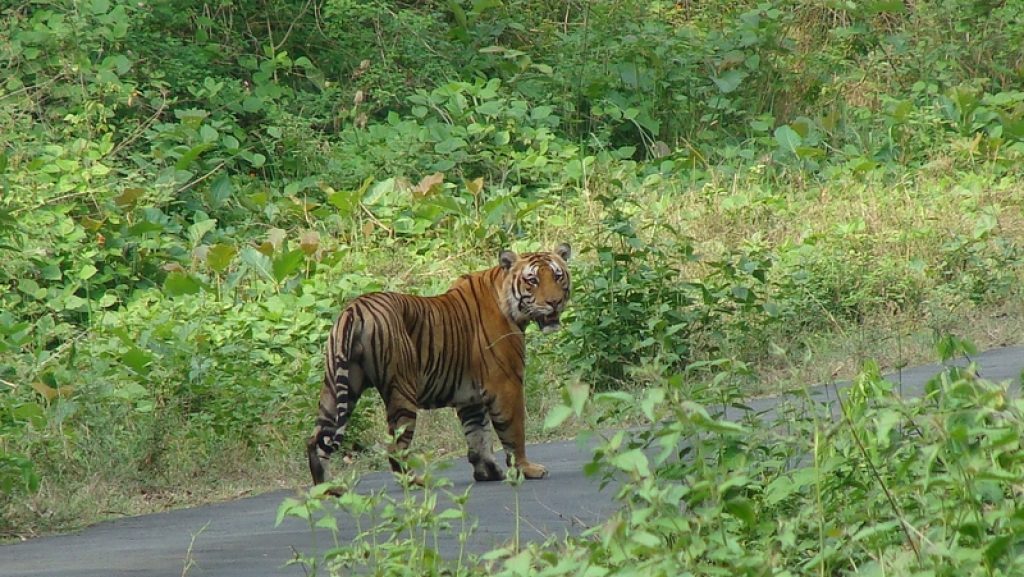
553;242;572;262
499;250;518;270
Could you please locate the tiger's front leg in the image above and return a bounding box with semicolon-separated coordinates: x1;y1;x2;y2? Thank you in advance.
488;382;548;480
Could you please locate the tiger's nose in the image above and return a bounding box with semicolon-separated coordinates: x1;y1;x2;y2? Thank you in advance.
546;298;562;309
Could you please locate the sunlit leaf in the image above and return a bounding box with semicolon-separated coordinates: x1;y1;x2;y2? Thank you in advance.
413;172;445;198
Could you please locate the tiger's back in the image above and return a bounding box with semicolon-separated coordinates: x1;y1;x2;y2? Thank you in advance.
307;244;571;487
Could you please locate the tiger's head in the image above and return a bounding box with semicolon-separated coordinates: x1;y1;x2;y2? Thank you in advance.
499;243;572;333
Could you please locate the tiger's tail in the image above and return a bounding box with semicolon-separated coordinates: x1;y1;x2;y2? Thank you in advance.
306;310;358;486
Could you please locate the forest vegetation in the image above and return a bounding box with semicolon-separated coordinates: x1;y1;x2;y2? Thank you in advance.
3;0;1024;574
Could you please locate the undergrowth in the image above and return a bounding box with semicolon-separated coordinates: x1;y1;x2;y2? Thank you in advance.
283;339;1024;576
2;0;1024;536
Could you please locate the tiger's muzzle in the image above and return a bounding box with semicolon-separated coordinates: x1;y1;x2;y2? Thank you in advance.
534;302;564;333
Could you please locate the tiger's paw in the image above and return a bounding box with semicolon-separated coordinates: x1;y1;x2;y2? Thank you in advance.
472;461;506;482
517;461;548;479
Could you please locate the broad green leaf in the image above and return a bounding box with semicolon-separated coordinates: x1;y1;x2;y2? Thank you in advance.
209;173;233;207
631;531;661;548
314;515;338;531
544;405;573;430
12;402;46;427
610;449;649;477
275;498;302;527
774;125;802;153
127;221;163;236
122;347;153;375
206;243;237;273
175;143;213;170
713;69;746;94
328;190;358;217
79;264;97;280
18;279;43;299
187;218;217;247
163;272;202;296
435;137;467;154
724;496;756;526
475;101;503;116
272;249;306;283
241;247;274;282
568;382;589;416
199;125;217;143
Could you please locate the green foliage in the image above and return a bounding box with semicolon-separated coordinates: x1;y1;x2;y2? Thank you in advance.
285;348;1024;577
526;354;1024;576
2;0;1024;537
560;191;701;388
280;458;481;577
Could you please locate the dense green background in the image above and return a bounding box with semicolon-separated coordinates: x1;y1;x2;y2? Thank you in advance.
2;1;1023;559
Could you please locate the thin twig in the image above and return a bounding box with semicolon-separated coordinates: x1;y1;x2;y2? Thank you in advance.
12;192;95;216
174;162;227;196
107;93;169;159
273;0;314;52
359;203;393;235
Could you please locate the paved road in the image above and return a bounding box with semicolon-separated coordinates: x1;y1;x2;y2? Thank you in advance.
2;346;1022;577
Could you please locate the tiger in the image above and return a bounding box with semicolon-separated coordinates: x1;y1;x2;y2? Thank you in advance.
307;243;572;487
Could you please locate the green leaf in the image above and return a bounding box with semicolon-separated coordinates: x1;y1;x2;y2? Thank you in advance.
128;221;164;236
18;279;43;299
41;265;62;281
476;101;503;116
712;69;746;94
209;173;233;207
122;347;153;375
610;449;650;477
544;405;573;430
247;152;266;167
774;125;802;153
568;382;589;416
631;531;661;548
271;249;306;283
240;247;274;282
435;137;467;154
206;244;237;273
79;264;98;280
275;498;301;527
984;534;1012;565
199;125;218;143
314;515;338;531
188;218;217;247
163;272;202;296
505;550;532;577
724;496;755;526
175;143;213;170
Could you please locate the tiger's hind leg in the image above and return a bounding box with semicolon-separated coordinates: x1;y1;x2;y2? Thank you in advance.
457;403;504;482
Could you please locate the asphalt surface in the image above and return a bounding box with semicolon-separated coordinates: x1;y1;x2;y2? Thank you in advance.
2;345;1022;577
